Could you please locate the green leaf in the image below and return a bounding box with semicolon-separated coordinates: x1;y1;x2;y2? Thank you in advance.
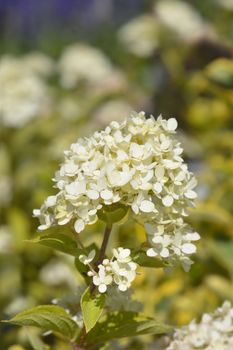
81;288;105;333
132;250;171;268
26;328;49;350
3;305;80;341
98;204;129;225
27;233;81;257
86;311;172;345
205;58;233;88
208;240;233;273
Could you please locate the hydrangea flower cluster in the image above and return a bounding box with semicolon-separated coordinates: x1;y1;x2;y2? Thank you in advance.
167;301;233;350
58;44;114;89
0;54;53;128
86;248;138;293
118;15;159;57
155;0;214;42
34;111;199;270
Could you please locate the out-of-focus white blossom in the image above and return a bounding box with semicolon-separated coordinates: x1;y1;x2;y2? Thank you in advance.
23;52;54;77
39;259;76;288
0;55;52;128
34;111;199;270
215;0;233;10
5;296;35;316
52;287;85;327
89;248;138;293
58;44;114;89
155;0;214;42
118;15;159;57
105;286;143;312
167;301;233;350
93;100;133;127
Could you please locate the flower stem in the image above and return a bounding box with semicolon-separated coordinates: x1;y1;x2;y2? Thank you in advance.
76;224;113;348
94;223;113;271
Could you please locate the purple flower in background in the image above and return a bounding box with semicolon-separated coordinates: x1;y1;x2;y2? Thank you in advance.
0;0;143;50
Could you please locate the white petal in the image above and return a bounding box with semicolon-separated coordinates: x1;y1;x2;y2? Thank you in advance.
146;248;158;257
162;195;174;207
140;200;155;213
79;254;88;265
118;283;127;291
181;243;196;254
130;143;143;158
45;195;57;207
117;150;128;161
93;276;100;286
119;248;131;259
74;219;85;233
99;284;107;293
88;249;96;261
153;182;162;193
185;190;197;199
155;165;165;180
87;189;99;200
33;209;41;217
185;232;200;241
167;118;178;131
100;189;113;200
160;248;170;258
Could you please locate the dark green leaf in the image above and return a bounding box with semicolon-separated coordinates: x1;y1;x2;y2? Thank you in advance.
27;233;81;257
3;305;80;341
86;311;172;345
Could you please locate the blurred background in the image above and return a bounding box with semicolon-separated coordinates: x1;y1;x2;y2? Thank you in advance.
0;1;233;349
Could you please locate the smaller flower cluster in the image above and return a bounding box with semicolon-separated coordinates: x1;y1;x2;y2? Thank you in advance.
167;301;233;350
80;248;137;293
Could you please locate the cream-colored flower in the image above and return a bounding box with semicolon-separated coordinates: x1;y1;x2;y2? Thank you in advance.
0;55;51;128
34;111;199;269
92;248;137;293
155;0;214;42
58;44;113;89
167;301;233;350
118;15;159;57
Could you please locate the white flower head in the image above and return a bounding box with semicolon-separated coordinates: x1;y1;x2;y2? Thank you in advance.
155;0;215;42
34;111;199;270
118;15;159;57
0;55;52;128
166;301;233;350
58;44;113;89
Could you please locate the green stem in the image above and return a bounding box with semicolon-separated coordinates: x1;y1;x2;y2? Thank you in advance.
94;223;113;271
76;224;113;348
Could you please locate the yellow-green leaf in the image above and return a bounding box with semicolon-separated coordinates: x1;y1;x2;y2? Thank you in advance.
81;288;105;333
2;305;80;341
